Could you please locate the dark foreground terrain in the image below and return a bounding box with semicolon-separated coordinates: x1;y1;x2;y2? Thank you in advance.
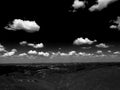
0;62;120;90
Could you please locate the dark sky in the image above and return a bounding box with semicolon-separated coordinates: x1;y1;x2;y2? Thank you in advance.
0;0;120;51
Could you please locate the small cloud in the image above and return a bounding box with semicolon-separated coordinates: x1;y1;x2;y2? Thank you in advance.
50;52;68;58
108;50;112;53
18;53;28;56
110;16;120;30
50;51;94;58
20;41;44;49
59;52;68;56
72;0;85;9
28;50;38;55
68;51;77;55
38;52;50;57
110;25;117;29
70;0;86;12
78;52;94;56
28;43;44;48
0;44;4;48
89;0;117;11
0;44;6;52
73;37;96;45
113;51;120;54
27;43;34;47
96;50;103;54
5;19;40;33
19;41;27;45
33;43;44;48
0;48;6;52
2;49;17;56
96;43;109;48
95;50;107;57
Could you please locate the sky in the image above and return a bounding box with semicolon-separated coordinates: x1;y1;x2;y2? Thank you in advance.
0;0;120;63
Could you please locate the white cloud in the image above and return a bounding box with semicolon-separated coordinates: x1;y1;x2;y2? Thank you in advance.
28;43;44;48
73;37;96;45
28;50;38;55
96;43;109;48
18;53;28;56
50;51;94;58
89;0;117;11
0;44;6;52
0;48;6;52
108;50;112;53
19;41;27;45
78;52;94;56
110;25;117;29
27;43;35;47
113;51;120;54
50;52;65;58
38;52;50;57
72;0;85;9
110;16;120;30
59;52;68;56
68;51;77;55
0;44;4;48
96;50;103;54
95;50;107;57
33;43;44;48
5;19;40;32
2;49;17;56
20;41;44;49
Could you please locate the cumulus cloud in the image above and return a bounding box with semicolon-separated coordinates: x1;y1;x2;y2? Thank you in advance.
5;19;40;32
28;50;38;55
0;44;6;52
73;37;96;45
78;52;94;56
50;51;94;59
0;48;6;52
68;51;77;55
113;51;120;54
2;49;17;56
50;52;67;58
59;52;68;56
96;50;103;54
96;43;109;48
72;0;85;9
0;44;4;48
19;51;50;57
28;43;44;48
110;16;120;30
33;43;44;48
18;53;28;56
89;0;117;11
19;41;44;48
70;0;86;12
108;50;112;53
95;50;106;57
27;43;34;47
110;25;117;29
38;52;50;57
19;41;27;45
